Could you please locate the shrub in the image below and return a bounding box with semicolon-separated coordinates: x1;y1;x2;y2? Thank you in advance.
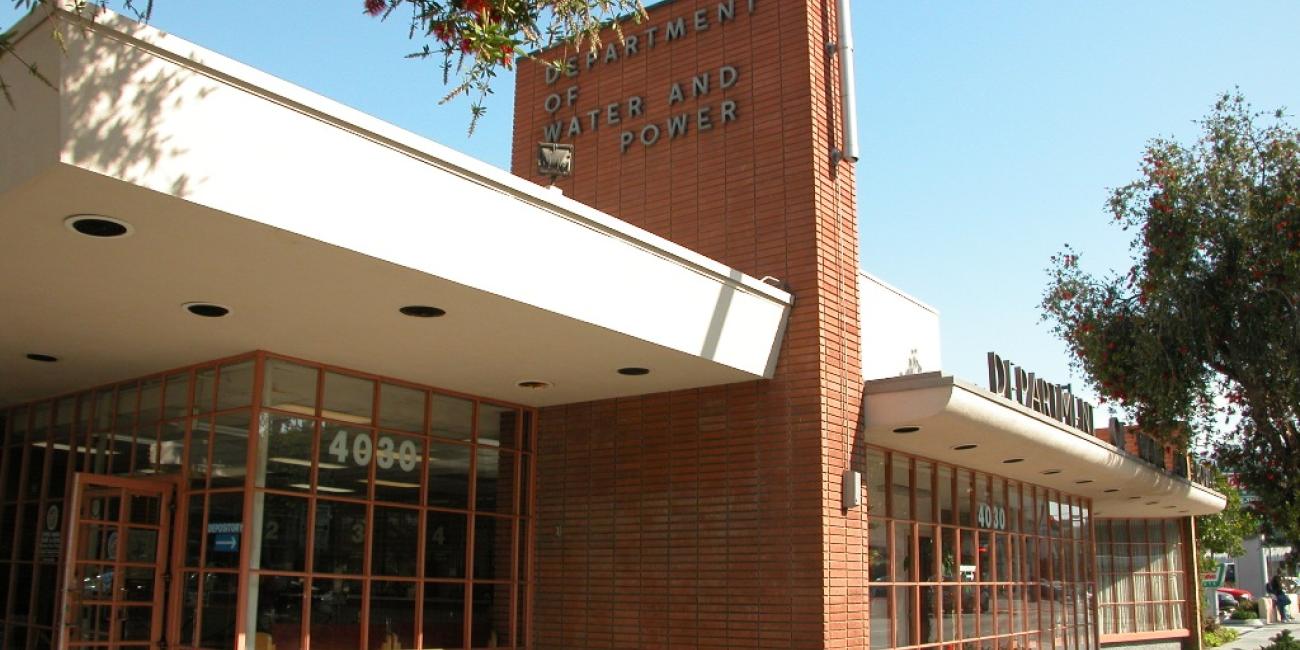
1232;595;1263;616
1204;626;1240;647
1261;630;1300;650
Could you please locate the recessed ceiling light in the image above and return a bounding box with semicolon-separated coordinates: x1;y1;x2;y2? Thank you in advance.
1145;501;1159;505
516;380;552;389
1103;489;1119;493
25;353;59;363
1002;458;1024;464
1128;496;1142;500
1041;469;1062;475
1075;479;1093;485
618;367;650;376
399;305;446;318
952;444;978;451
183;302;230;318
892;426;920;434
64;214;133;238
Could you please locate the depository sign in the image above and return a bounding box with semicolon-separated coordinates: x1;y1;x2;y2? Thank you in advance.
536;0;756;153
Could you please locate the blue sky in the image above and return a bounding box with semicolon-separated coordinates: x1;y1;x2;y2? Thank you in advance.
5;1;1300;415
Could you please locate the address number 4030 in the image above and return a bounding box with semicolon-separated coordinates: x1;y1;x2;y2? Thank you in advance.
327;430;420;472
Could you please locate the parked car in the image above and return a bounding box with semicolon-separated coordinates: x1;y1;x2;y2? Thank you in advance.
1219;586;1252;600
1217;591;1239;612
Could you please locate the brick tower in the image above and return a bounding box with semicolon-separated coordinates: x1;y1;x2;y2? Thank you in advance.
511;0;864;646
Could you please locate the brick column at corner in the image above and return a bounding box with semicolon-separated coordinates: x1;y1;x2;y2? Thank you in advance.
511;0;864;647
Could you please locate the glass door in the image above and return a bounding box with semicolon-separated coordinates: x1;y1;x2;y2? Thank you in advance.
61;474;174;650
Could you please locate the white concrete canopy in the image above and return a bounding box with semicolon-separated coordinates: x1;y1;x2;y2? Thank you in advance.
0;7;791;408
862;373;1226;518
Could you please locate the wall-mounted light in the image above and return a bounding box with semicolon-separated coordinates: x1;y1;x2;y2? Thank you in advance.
843;469;861;509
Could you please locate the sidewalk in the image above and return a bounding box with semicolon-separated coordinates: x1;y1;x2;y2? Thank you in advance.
1216;621;1300;649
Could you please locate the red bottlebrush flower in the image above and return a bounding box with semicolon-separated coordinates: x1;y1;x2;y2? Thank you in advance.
364;0;386;16
464;0;490;15
460;38;474;53
433;23;452;42
1059;288;1074;301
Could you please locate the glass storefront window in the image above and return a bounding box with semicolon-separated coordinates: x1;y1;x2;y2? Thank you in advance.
471;583;512;647
431;395;473;442
371;506;420;577
310;578;363;650
259;414;314;491
1095;518;1188;639
916;461;935;523
428;442;471;509
318;424;372;495
426;511;469;579
255;493;308;572
375;432;424;505
216;360;255;412
379;383;425;433
163;373;191;420
369;581;417;650
0;352;535;650
205;493;244;570
265;360;319;414
865;445;1094;649
866;449;887;517
208;411;250;490
323;372;374;425
890;455;910;520
250;575;303;650
423;582;466;649
314;500;367;575
477;404;517;449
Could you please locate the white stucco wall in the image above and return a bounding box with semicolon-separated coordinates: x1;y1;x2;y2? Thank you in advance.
860;271;941;380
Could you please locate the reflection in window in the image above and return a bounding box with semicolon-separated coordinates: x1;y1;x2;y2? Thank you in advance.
217;360;255;412
423;582;466;649
1096;518;1187;638
255;494;308;572
472;582;512;647
374;432;423;504
250;575;303;650
323;372;374;424
474;515;512;581
264;360;318;415
864;446;1095;649
477;404;517;448
200;572;239;649
259;414;314;491
379;383;425;433
310;578;362;650
368;581;417;650
371;506;419;577
476;448;514;513
318;424;371;495
209;411;250;489
314;500;367;575
428;442;470;509
430;394;473;441
426;511;468;579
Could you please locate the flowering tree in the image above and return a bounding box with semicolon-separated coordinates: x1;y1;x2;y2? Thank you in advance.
1042;93;1300;549
0;0;644;131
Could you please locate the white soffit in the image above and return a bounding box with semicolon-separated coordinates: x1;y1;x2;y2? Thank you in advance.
0;8;791;408
862;373;1226;518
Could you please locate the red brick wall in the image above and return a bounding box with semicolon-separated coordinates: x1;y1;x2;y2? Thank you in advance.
513;0;864;646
